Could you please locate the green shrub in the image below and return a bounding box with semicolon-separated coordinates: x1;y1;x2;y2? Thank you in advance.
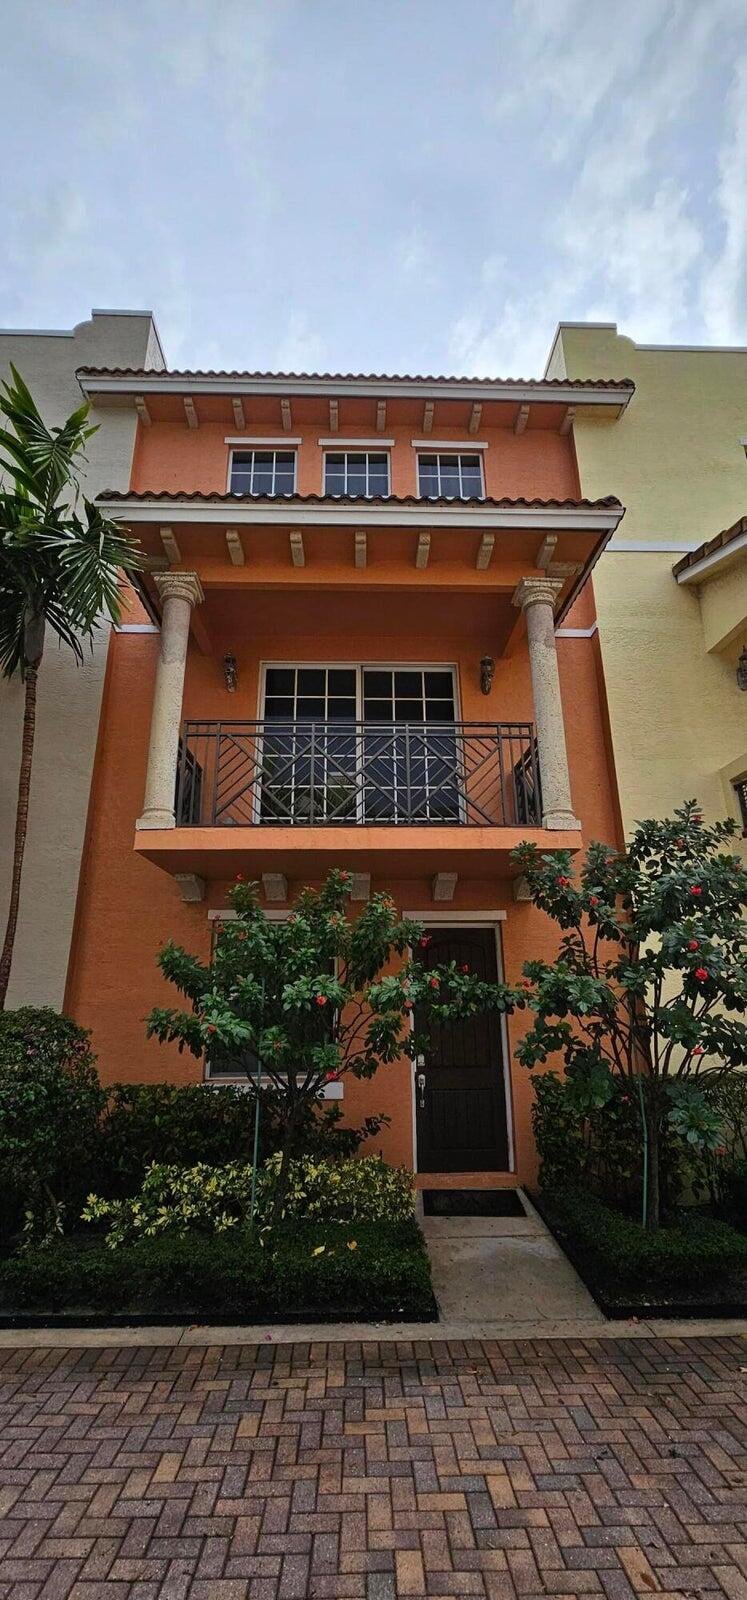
98;1081;388;1197
0;1219;433;1318
82;1154;415;1249
714;1157;747;1231
0;1008;104;1243
545;1188;747;1290
532;1069;684;1213
264;1152;415;1224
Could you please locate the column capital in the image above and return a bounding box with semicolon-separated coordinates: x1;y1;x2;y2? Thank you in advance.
153;570;205;608
512;575;564;613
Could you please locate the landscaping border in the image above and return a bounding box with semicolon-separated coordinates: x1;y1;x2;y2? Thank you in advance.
530;1189;747;1320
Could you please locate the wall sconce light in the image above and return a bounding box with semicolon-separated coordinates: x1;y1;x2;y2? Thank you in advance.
738;647;747;691
480;655;496;695
223;652;238;693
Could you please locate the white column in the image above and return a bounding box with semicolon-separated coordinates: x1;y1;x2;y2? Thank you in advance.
512;576;580;831
136;571;204;830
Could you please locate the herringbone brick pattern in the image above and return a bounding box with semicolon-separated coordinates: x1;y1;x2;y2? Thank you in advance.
0;1336;746;1599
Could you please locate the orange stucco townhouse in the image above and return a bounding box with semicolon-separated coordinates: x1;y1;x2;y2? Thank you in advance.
64;364;631;1190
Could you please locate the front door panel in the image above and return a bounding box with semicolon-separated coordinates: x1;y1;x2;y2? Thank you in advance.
414;927;509;1173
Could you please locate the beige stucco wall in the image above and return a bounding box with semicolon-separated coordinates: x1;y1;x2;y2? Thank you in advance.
546;324;747;843
0;310;164;1008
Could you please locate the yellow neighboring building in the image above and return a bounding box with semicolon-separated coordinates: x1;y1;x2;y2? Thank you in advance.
546;323;747;845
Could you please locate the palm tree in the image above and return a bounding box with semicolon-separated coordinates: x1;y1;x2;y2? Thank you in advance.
0;366;142;1007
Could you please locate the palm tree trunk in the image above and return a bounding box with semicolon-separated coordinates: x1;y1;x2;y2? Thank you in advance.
0;664;38;1009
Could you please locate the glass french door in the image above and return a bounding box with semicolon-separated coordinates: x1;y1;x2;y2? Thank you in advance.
260;665;459;824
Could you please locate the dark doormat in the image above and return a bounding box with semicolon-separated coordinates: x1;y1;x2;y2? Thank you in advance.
422;1188;526;1218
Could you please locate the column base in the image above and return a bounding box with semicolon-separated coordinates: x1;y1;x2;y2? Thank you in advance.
136;809;176;830
542;810;582;831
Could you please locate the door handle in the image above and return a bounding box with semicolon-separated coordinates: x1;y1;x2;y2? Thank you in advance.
417;1072;426;1109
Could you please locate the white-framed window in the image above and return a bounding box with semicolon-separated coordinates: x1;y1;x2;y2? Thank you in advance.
324;451;390;497
229;448;296;496
417;451;484;500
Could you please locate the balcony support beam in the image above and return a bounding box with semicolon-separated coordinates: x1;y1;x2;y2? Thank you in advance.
136;572;204;831
512;576;580;831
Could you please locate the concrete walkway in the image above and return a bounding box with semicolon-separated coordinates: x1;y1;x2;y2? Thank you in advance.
420;1189;602;1330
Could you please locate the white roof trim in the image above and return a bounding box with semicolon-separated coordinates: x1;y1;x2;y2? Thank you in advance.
101;496;623;533
555;622;598;638
606;537;702;552
675;529;747;585
79;371;632;408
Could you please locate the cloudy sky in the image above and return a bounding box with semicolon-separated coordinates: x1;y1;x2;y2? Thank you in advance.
1;0;746;375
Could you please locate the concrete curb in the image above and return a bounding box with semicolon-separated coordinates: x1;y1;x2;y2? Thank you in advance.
0;1316;745;1348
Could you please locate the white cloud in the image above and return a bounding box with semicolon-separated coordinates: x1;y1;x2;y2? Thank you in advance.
701;54;747;343
274;310;327;373
449;0;745;373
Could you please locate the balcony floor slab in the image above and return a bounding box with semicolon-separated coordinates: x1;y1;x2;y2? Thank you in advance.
134;822;582;881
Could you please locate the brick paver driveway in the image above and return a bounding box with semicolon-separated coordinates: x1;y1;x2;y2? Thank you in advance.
1;1335;746;1599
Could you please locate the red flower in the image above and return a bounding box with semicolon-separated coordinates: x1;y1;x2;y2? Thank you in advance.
557;875;571;887
461;964;470;973
715;1146;726;1157
621;1095;630;1104
688;940;699;951
325;1071;339;1082
429;977;440;989
675;838;685;848
589;896;599;906
404;1000;413;1010
419;936;431;948
694;967;708;981
235;873;244;882
692;813;703;823
339;871;350;881
690;886;702;896
691;1046;704;1056
206;1024;217;1034
315;994;327;1006
273;1040;282;1052
521;978;532;990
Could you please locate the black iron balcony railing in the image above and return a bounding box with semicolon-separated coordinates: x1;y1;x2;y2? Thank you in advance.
175;720;541;829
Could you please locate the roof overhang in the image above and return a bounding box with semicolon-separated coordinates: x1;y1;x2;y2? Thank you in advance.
99;494;624;534
79;369;633;412
674;518;747;585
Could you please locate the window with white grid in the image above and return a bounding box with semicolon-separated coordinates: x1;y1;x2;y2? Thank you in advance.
417;452;484;499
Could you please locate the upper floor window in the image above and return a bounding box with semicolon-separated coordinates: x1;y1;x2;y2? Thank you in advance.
324;451;390;498
230;449;296;496
417;452;484;500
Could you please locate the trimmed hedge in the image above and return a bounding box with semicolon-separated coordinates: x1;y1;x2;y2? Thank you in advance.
543;1188;747;1291
0;1219;434;1319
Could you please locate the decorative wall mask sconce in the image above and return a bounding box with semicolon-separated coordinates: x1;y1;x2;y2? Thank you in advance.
223;652;238;692
480;655;496;695
737;647;747;691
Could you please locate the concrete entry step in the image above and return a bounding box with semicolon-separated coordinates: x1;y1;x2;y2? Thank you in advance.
419;1187;604;1324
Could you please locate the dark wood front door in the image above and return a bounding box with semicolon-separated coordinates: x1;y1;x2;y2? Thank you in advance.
414;927;509;1173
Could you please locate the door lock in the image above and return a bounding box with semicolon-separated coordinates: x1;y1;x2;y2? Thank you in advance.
417;1072;426;1109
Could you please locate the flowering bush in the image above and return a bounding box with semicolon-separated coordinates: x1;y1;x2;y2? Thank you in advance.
82;1153;414;1249
513;802;747;1228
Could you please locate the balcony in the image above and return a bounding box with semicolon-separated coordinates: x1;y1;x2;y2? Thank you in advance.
175;720;542;830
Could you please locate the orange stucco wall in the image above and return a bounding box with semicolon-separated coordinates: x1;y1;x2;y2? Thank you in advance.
65;619;618;1191
130;415;580;502
63;401;618;1188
